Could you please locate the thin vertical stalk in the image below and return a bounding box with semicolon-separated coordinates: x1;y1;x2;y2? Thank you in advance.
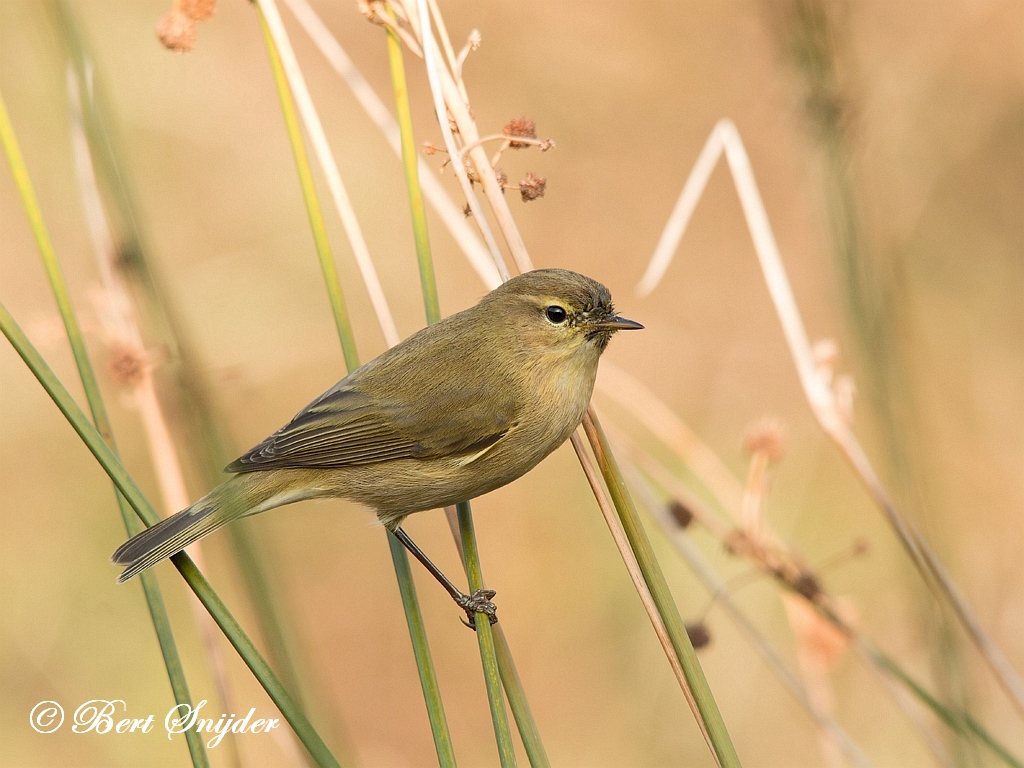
581;412;741;768
257;0;399;347
492;627;547;767
0;88;209;768
281;0;502;289
385;23;440;324
0;302;341;768
256;4;359;371
254;3;458;761
457;503;517;768
49;7;321;735
388;533;458;766
386;12;526;763
402;0;512;281
410;2;518;762
392;7;738;754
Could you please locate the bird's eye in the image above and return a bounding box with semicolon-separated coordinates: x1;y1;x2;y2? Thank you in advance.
545;305;567;324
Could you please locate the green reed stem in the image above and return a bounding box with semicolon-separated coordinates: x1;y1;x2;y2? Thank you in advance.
492;626;548;768
388;532;458;766
582;412;740;768
257;5;358;372
385;26;441;325
256;4;457;761
456;503;518;767
863;643;1022;768
51;2;331;745
0;88;209;768
0;301;341;768
385;22;525;765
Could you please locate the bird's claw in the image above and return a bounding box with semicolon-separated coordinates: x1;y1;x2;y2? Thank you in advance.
455;589;498;630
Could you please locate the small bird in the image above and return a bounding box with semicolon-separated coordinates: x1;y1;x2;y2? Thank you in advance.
112;269;642;624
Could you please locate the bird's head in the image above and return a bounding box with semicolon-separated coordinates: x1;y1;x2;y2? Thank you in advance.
485;269;643;358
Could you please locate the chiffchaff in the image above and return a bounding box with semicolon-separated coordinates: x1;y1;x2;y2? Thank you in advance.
113;269;642;624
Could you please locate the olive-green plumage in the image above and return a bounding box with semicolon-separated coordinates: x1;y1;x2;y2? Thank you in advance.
112;269;641;584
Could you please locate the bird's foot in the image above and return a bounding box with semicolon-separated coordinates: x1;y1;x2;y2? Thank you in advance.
455;589;498;630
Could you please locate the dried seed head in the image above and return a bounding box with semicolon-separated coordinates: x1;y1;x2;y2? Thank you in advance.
108;343;147;388
494;168;508;188
180;0;216;20
539;138;556;152
723;529;748;556
422;142;441;156
157;11;197;52
685;622;712;650
668;500;694;529
742;417;786;462
504;117;537;148
356;0;377;21
462;203;472;218
519;173;546;202
468;29;482;50
793;571;823;601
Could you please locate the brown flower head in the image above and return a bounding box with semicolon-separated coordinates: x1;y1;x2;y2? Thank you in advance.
519;173;546;202
494;168;508;188
668;500;694;529
108;343;147;388
685;622;712;650
742;417;786;463
180;0;216;20
504;117;536;148
157;11;197;53
792;571;823;602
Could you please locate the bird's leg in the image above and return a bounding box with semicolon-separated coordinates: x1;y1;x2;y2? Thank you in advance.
392;526;497;629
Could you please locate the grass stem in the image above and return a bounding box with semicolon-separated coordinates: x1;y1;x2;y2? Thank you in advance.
389;9;525;761
457;503;518;767
255;2;459;760
582;412;741;768
256;2;359;371
0;86;210;768
0;301;341;768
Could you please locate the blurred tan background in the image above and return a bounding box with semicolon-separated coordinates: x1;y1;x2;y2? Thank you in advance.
1;1;1021;766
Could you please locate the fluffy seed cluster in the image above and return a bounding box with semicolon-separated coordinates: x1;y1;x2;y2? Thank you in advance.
742;417;786;462
157;0;216;53
519;172;546;202
108;343;147;388
504;117;536;148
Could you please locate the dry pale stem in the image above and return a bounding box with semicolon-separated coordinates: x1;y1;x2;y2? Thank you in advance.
66;68;244;759
258;0;400;347
569;431;715;757
395;0;533;273
635;118;1024;714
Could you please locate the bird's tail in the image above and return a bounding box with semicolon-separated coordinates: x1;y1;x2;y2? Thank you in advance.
111;472;312;583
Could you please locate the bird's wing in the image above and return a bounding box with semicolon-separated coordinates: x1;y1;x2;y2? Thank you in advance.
225;371;519;473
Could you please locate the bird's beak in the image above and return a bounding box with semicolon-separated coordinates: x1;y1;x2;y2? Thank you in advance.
588;315;644;331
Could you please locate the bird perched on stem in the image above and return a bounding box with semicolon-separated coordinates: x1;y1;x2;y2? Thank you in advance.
112;269;642;625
